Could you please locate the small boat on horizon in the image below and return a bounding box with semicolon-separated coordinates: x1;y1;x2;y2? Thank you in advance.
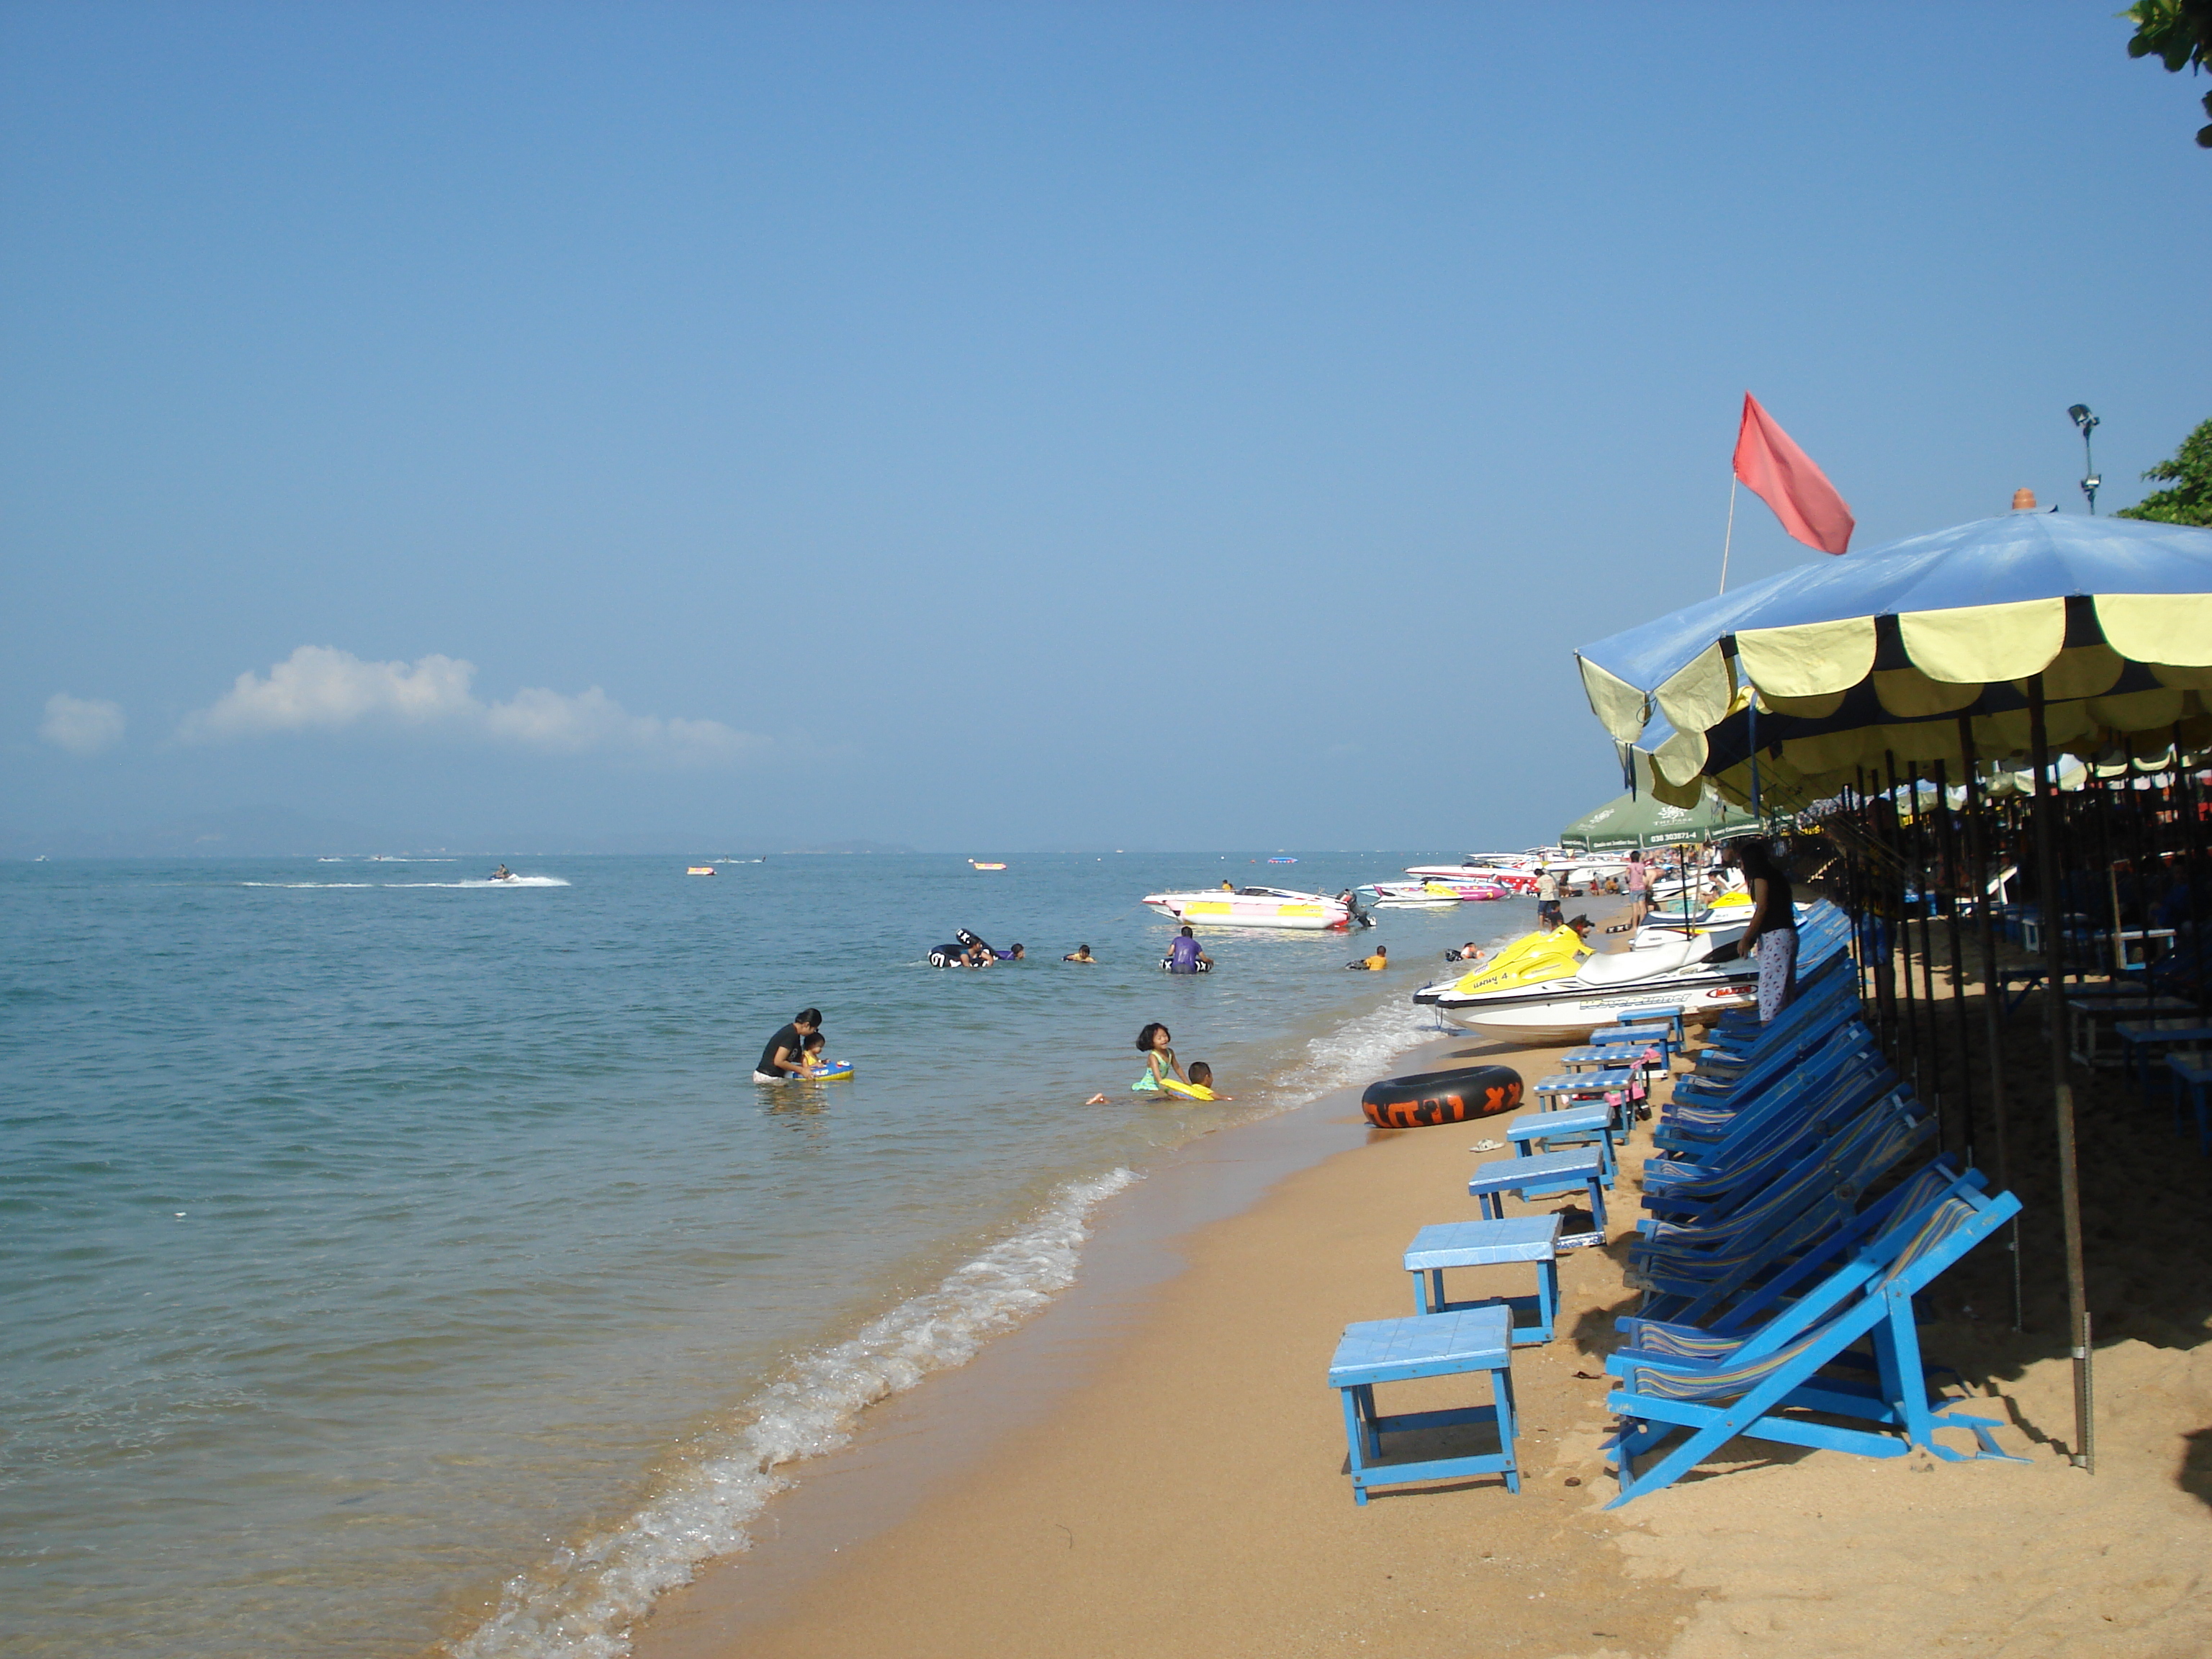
970;860;1008;871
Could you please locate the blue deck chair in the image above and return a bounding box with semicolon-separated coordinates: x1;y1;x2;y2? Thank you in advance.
1627;1095;1934;1321
1655;1021;1886;1160
1604;1177;2021;1505
1640;1056;1900;1227
1678;963;1859;1085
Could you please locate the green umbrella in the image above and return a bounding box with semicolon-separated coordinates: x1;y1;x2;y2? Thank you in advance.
1560;768;1760;852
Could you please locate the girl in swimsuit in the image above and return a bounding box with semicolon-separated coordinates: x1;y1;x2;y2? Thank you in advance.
1136;1022;1184;1089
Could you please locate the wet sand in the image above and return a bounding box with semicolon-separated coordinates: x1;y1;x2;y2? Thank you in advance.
632;923;2212;1659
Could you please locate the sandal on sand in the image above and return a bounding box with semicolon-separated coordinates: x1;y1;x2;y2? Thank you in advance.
1469;1138;1501;1152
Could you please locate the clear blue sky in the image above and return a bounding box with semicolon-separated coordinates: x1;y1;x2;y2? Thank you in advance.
4;2;2206;853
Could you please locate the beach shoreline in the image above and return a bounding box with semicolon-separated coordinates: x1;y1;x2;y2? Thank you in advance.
631;910;2212;1659
631;898;1655;1656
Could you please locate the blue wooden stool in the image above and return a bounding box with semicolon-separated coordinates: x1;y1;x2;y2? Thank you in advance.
1328;1305;1519;1503
1531;1066;1641;1111
1591;1021;1676;1070
1619;1004;1687;1046
1403;1215;1562;1343
1469;1146;1608;1239
1506;1101;1617;1179
2168;1053;2212;1156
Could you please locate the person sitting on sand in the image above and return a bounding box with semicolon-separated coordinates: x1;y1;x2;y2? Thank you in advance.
1166;926;1211;974
754;1008;822;1083
1346;945;1389;971
1064;944;1096;963
1186;1061;1231;1100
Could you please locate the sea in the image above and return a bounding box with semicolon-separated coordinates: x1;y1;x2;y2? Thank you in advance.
0;853;1538;1659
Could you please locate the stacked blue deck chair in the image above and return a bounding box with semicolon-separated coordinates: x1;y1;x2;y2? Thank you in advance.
1606;1172;2023;1505
1594;901;2023;1501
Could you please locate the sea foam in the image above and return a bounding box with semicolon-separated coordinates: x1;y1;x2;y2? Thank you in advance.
446;1166;1138;1659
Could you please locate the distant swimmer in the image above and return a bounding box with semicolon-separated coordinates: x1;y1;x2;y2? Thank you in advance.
1064;944;1096;963
754;1007;823;1083
1445;941;1487;963
993;943;1026;961
1346;945;1390;971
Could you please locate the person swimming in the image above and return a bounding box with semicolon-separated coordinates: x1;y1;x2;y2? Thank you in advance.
1346;945;1389;971
1165;927;1211;974
1064;944;1096;963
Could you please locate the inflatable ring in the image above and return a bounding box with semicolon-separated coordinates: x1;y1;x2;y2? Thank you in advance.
1360;1065;1522;1130
1160;957;1213;974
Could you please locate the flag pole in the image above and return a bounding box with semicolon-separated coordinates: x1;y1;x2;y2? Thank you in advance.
1718;475;1740;595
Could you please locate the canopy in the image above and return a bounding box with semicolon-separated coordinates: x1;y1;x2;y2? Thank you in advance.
1575;511;2212;808
1560;768;1761;851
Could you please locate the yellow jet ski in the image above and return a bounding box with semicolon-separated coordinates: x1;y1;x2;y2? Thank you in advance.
1443;925;1589;998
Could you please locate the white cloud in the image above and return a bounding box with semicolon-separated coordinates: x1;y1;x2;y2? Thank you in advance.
181;646;763;765
40;693;126;755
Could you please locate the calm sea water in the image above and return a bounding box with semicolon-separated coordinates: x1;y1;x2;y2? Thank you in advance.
0;853;1534;1659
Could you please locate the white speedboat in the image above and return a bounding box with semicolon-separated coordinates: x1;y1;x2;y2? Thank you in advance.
1413;925;1759;1044
1142;886;1353;930
1364;878;1510;904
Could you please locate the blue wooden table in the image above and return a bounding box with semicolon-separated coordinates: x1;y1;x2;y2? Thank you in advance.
2115;1018;2212;1099
1591;1020;1676;1070
1469;1146;1607;1239
1328;1304;1519;1503
1617;1004;1687;1046
1403;1215;1563;1343
1530;1066;1641;1112
1506;1101;1619;1179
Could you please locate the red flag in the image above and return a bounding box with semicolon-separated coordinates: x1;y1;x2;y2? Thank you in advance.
1732;393;1855;556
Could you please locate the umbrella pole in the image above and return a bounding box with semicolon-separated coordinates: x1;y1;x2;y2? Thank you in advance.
2030;675;2094;1472
1934;757;1974;1170
1887;750;1922;1101
1910;760;1946;1153
2178;723;2208;1022
1958;718;2020;1331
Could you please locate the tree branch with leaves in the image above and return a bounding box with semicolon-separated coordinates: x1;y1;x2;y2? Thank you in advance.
2124;0;2212;148
2115;418;2212;527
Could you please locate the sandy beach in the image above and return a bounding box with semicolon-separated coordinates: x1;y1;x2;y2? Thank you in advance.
634;923;2212;1659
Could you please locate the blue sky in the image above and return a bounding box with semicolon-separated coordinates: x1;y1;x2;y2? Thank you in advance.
4;2;2207;853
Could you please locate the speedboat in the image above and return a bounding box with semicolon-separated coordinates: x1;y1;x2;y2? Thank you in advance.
1363;878;1509;904
1142;886;1353;930
1412;922;1760;1044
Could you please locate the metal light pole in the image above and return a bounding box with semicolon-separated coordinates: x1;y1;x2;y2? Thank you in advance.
2069;404;2101;514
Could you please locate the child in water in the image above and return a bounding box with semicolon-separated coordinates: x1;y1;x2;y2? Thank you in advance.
1186;1061;1230;1100
1064;944;1096;963
1346;945;1389;971
1084;1022;1184;1104
799;1033;845;1076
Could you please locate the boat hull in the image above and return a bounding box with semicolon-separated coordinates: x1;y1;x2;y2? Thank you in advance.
1420;973;1755;1044
1143;891;1350;930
